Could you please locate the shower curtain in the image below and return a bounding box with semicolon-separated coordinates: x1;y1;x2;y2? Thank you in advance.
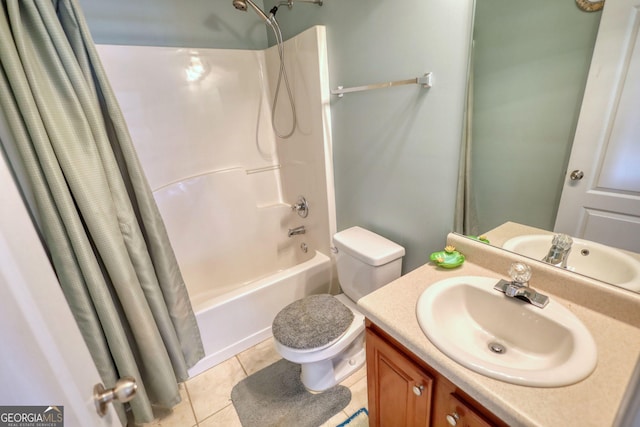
455;40;479;236
0;0;203;424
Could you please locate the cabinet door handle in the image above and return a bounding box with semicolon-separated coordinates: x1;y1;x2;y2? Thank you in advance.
412;384;425;396
446;412;460;426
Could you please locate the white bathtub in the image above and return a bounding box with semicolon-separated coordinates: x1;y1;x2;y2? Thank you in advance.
99;27;337;377
187;251;332;377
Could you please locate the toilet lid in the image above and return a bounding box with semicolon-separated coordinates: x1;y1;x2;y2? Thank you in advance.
272;294;355;350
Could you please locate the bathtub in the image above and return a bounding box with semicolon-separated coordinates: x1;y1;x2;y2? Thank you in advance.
187;251;332;377
98;27;337;377
151;168;335;377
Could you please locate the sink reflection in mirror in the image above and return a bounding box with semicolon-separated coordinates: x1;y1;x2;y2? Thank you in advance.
503;235;640;292
416;276;597;387
461;222;640;294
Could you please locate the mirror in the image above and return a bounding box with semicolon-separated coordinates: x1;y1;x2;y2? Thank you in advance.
459;222;640;294
462;0;640;292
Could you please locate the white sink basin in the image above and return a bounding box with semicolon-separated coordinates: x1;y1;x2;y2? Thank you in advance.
416;276;597;387
503;234;640;292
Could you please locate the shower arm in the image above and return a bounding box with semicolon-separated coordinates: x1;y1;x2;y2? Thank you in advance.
277;0;323;9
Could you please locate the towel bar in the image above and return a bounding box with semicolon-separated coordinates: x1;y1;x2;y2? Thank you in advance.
331;72;432;97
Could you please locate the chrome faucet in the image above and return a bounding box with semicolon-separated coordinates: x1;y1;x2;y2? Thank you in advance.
542;233;573;268
493;262;549;308
291;196;309;218
288;225;306;237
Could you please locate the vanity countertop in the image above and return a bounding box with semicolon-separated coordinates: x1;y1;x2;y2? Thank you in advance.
357;245;640;427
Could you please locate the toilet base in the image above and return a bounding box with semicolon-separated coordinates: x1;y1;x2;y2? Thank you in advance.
300;330;366;392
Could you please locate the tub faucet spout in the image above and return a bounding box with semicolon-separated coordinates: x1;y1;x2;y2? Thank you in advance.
288;225;306;237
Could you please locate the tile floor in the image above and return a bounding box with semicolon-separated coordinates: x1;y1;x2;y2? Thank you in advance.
128;337;368;427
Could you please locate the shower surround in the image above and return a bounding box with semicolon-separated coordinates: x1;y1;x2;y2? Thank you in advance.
97;26;336;375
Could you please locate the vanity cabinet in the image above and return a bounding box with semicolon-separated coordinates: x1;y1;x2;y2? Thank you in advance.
366;323;433;426
366;321;507;427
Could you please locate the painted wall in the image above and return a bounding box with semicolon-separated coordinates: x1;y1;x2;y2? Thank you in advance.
80;0;475;272
78;0;269;49
471;0;601;233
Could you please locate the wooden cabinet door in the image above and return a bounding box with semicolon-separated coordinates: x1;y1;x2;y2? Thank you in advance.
366;328;434;427
438;394;497;427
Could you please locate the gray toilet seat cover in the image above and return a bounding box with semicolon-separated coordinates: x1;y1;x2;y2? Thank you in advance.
272;294;355;350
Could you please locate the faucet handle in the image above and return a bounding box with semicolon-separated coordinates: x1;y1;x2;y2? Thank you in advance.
291;196;309;218
508;262;532;285
552;233;573;250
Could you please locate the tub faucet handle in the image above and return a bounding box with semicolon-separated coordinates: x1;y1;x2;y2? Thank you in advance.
291;196;309;218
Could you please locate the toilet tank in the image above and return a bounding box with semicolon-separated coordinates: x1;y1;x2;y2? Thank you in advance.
333;226;405;302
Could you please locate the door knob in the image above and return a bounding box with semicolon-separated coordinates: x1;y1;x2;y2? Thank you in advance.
570;170;584;180
412;384;425;396
94;376;137;417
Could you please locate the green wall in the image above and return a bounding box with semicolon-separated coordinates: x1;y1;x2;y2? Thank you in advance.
263;0;474;271
79;0;269;49
471;0;601;233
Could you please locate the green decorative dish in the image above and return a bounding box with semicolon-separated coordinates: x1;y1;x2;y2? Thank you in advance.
467;235;490;244
430;250;465;269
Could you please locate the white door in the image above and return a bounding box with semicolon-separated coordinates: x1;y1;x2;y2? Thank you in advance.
0;155;122;427
555;0;640;253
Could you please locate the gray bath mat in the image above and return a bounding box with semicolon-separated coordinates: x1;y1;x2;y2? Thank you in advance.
231;359;351;427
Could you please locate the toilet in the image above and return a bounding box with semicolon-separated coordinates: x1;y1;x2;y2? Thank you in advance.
272;226;405;391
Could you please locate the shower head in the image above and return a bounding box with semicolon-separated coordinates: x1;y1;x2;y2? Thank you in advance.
232;0;247;10
232;0;272;23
